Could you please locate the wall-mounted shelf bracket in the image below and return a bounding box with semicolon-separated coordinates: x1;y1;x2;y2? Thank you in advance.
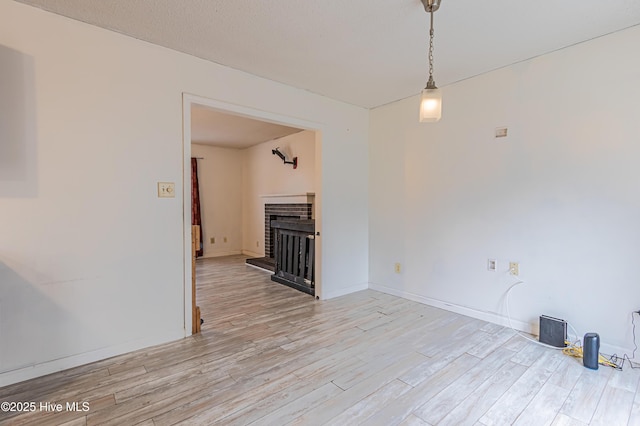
272;147;298;169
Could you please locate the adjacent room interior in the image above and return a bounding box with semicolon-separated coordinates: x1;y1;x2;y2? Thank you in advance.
188;103;320;323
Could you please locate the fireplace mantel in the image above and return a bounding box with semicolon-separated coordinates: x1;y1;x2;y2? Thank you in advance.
260;193;315;204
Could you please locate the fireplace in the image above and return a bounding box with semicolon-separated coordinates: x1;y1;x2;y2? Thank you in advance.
246;194;315;273
264;203;312;258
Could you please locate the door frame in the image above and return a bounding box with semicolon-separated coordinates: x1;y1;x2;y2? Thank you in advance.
181;93;324;335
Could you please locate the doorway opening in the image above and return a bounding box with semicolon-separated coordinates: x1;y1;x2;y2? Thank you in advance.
182;93;323;335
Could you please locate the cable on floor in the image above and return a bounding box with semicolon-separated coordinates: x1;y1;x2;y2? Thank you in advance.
605;312;639;370
505;281;638;370
562;342;621;369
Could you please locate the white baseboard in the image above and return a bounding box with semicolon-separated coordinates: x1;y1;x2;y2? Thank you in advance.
0;329;185;387
201;250;243;259
368;283;637;362
369;282;531;332
241;249;263;258
323;282;369;300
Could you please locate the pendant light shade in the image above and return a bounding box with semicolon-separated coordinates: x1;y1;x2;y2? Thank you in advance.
420;87;441;122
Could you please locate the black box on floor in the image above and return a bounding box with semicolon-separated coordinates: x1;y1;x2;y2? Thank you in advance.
539;315;567;347
583;332;600;370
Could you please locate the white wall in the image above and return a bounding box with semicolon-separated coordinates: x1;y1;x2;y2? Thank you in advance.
370;25;640;356
191;144;243;258
0;2;369;385
242;130;316;257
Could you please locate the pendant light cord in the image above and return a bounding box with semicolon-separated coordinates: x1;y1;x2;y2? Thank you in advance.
427;8;436;89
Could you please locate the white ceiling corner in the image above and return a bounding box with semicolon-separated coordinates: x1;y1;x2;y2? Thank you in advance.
13;0;640;146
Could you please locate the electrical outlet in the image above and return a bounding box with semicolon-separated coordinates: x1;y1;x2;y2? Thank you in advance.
509;262;519;276
210;237;215;244
224;237;227;243
256;241;259;247
394;263;401;274
487;259;497;272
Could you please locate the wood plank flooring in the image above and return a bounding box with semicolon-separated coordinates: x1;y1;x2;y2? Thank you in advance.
1;254;639;425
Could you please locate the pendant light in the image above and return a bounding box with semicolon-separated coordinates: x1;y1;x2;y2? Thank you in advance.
419;0;442;122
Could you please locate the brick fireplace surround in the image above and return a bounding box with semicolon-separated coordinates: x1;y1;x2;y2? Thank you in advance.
264;203;313;258
246;193;315;272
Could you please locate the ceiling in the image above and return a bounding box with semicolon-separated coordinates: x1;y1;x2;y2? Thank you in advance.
15;0;640;109
191;105;303;149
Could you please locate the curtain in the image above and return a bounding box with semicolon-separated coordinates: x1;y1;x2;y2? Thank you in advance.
191;158;203;257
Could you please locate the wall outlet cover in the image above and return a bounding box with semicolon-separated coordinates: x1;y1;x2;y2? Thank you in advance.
488;259;497;271
509;262;519;276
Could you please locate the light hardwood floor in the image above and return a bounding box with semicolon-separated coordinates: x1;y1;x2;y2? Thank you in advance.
1;255;639;425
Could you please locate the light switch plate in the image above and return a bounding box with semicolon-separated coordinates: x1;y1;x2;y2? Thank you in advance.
158;182;175;198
